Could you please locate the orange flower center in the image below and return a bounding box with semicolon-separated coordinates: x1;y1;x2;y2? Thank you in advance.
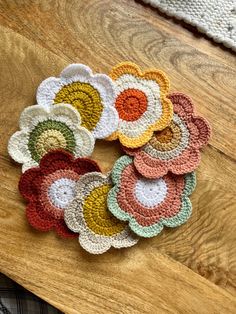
115;88;148;121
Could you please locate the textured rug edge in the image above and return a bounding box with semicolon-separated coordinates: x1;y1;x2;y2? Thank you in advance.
141;0;236;52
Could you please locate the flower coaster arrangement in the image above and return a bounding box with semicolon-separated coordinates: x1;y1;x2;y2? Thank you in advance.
8;62;211;254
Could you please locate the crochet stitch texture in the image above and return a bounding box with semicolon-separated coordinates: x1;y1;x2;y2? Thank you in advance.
108;62;173;148
36;64;119;139
124;92;211;178
108;156;196;238
8;104;94;172
8;62;212;254
64;172;138;254
141;0;236;52
19;150;101;238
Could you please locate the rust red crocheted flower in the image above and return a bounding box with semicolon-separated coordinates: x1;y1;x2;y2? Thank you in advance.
18;149;101;238
124;92;211;178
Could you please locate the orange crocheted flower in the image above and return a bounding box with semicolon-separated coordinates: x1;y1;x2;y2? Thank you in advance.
108;62;173;147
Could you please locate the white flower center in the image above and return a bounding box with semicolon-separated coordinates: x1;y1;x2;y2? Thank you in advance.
48;178;77;209
134;178;167;207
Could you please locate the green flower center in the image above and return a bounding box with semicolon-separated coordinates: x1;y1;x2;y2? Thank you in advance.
28;119;76;162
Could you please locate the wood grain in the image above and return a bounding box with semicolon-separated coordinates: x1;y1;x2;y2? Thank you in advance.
134;0;236;68
0;0;236;313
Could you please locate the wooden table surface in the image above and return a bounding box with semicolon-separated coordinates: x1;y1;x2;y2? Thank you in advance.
0;1;235;313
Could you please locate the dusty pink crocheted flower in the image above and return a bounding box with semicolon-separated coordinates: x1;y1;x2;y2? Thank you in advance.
124;92;211;178
108;156;196;237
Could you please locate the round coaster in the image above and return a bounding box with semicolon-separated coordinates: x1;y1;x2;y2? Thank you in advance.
107;156;196;238
64;172;139;254
8;104;95;172
124;92;211;178
36;64;119;139
108;62;173;148
18;150;101;238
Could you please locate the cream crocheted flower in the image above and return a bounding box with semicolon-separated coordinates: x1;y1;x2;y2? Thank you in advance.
64;172;138;254
8;104;94;172
108;62;173;148
36;63;119;139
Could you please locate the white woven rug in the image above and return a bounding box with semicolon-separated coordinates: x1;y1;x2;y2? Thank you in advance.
141;0;236;51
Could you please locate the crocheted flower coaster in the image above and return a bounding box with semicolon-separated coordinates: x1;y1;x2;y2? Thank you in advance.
64;172;139;254
108;62;173;148
18;150;101;238
8;104;95;172
124;92;211;178
107;156;196;238
36;64;119;139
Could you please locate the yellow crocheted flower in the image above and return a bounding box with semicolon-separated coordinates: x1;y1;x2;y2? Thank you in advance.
108;62;173;148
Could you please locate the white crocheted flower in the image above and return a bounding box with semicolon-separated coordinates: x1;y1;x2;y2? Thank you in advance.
36;64;119;139
8;104;95;172
64;172;139;254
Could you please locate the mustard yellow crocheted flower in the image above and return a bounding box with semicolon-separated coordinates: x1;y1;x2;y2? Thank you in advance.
36;64;119;139
64;172;138;254
108;62;173;148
